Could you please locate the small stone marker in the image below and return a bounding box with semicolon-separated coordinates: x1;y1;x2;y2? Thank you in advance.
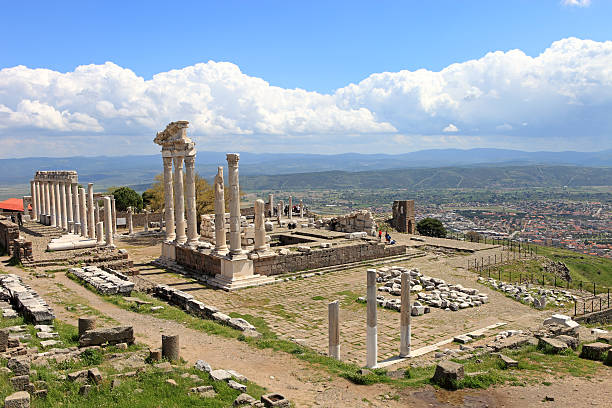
499;354;518;368
432;360;464;389
580;342;611;361
4;391;30;408
161;334;179;361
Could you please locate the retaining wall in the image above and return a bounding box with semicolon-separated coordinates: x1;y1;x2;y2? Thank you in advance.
0;219;20;257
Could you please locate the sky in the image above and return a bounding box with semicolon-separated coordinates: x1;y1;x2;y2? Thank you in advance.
1;0;612;158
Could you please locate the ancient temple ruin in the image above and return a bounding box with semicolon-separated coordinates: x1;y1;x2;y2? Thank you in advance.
392;200;416;234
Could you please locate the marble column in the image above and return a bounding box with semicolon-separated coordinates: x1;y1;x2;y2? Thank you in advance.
279;200;284;219
60;182;67;230
254;199;268;252
103;196;113;247
162;156;175;241
366;268;378;368
400;271;411;358
79;187;88;237
72;182;81;234
96;222;104;245
66;182;73;233
111;198;117;235
213;166;228;255
277;202;282;226
87;183;96;239
95;201;100;225
185;155;198;245
30;180;37;222
49;181;57;227
35;181;42;222
268;194;274;218
54;181;62;228
173;155;187;244
300;199;304;218
143;209;149;232
44;181;51;225
226;153;242;255
328;300;340;359
127;207;134;235
288;196;293;220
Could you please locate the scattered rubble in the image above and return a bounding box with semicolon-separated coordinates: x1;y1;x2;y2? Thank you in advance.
477;277;576;309
69;266;134;295
0;274;55;323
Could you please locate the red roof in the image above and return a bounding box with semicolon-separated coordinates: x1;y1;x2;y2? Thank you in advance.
0;198;24;212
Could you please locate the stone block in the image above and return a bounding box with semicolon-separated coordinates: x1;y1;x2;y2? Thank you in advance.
210;369;233;382
538;337;569;354
4;391;30;408
9;376;29;392
79;326;134;346
234;393;257;406
543;314;579;329
261;393;290;407
88;368;103;385
499;354;518;368
0;329;9;352
555;335;578;350
453;335;473;344
194;360;212;373
580;342;611;361
432;361;464;389
228;380;247;392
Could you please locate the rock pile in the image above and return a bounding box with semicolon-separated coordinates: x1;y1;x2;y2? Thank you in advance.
477;277;576;308
69;266;134;295
359;266;488;313
153;285;258;335
0;275;55;323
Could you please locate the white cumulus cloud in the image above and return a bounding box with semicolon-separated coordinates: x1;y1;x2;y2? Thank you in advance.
1;37;612;156
562;0;591;7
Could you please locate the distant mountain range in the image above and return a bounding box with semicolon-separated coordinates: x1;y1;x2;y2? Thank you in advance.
0;148;610;199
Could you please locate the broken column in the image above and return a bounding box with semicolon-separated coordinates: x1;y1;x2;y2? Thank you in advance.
79;187;88;237
328;300;340;360
214;166;228;255
78;317;96;336
103;196;113;247
277;202;282;225
185;155;198;245
366;268;378;368
72;182;80;233
400;271;411;358
254;199;268;252
161;334;179;361
127;207;134;235
288;196;293;220
87;183;96;239
173;155;187;244
300;199;304;218
227;153;243;256
96;222;104;245
268;193;274;217
143;209;149;232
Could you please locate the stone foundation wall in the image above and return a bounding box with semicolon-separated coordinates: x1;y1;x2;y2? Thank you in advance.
574;308;612;325
254;242;406;276
316;210;377;236
0;218;20;257
112;211;163;228
175;246;221;277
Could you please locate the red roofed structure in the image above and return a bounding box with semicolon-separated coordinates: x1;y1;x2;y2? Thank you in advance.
0;198;26;212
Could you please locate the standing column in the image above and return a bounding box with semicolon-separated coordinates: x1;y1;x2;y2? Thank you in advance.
162;156;175;241
54;181;62;228
143;209;149;232
277;202;282;225
328;300;340;359
95;201;100;225
127;207;134;235
173;155;187;244
213;166;228;255
36;181;43;222
87;183;96;239
184;155;198;245
226;153;243;255
96;222;104;245
72;182;81;234
44;181;51;225
300;199;304;218
30;180;37;222
66;182;73;233
400;271;412;358
268;194;274;218
79;187;88;237
103;196;114;247
279;200;284;219
366;268;378;368
60;182;67;230
288;196;293;220
254;199;268;252
49;181;57;227
111;197;117;235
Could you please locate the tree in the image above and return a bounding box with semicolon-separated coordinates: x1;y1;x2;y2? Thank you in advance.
465;230;481;242
110;186;143;212
416;218;446;238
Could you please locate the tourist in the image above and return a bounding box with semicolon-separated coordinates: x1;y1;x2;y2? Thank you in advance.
378;230;382;241
17;212;23;226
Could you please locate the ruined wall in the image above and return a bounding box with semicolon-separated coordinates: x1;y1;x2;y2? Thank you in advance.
0;218;20;257
112;211;163;228
253;242;406;276
175;246;221;277
574;308;612;325
392;200;415;234
317;210;376;236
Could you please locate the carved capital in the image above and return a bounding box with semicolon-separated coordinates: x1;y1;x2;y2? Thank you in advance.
226;153;240;166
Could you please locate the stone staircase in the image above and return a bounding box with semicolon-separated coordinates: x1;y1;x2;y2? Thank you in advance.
19;221;64;238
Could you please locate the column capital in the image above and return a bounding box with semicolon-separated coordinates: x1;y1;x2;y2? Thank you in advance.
184;155;196;166
226;153;240;165
163;156;173;167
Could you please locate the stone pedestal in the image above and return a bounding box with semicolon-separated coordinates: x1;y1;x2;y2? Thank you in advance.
329;300;340;359
161;334;179;361
400;271;411;357
161;241;176;261
207;256;274;291
366;269;378;368
78;317;96;336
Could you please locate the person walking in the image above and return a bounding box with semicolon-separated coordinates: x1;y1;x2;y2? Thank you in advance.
378;230;382;241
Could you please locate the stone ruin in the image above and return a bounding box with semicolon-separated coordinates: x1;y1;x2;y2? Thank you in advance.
391;200;415;234
0;274;55;324
69;266;134;296
314;210;376;236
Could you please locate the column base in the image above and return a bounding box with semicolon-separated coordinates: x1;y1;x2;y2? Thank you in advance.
207;257;275;291
161;241;176;261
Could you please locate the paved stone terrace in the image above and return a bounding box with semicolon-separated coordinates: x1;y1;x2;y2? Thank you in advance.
140;245;551;365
